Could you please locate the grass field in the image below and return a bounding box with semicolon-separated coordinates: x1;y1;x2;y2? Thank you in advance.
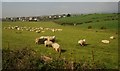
2;14;118;69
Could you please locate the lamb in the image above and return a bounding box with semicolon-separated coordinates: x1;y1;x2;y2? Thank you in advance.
101;40;110;44
52;43;61;53
78;39;86;46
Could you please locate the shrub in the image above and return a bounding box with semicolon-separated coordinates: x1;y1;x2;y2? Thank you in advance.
85;21;92;23
77;22;83;25
96;20;99;22
43;58;65;70
100;26;106;30
2;47;107;70
88;26;92;29
2;47;44;70
112;18;115;20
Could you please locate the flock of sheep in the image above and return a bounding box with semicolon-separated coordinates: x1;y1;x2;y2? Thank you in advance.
101;36;115;44
3;25;115;53
35;35;115;53
35;36;61;53
3;25;63;33
78;36;115;46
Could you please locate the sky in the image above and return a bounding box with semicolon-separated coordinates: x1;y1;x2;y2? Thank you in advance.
2;2;118;17
1;0;120;2
2;2;118;18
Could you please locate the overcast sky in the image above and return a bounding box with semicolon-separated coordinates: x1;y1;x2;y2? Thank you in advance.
2;0;120;2
2;2;118;17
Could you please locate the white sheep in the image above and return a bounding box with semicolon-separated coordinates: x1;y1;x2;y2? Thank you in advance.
44;40;53;47
51;29;55;32
35;38;40;44
42;36;56;42
52;43;61;52
57;29;63;31
36;30;41;33
41;31;45;33
101;40;110;44
48;36;56;42
110;36;115;39
17;27;20;31
78;39;86;46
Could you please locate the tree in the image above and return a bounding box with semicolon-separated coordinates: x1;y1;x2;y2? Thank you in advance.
67;14;71;17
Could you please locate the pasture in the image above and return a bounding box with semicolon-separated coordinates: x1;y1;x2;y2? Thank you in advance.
2;14;118;69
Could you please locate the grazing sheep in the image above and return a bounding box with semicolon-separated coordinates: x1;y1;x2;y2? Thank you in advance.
44;40;53;47
110;36;115;39
42;36;56;42
48;36;56;42
37;36;47;44
78;39;86;46
51;29;55;32
36;30;41;33
35;36;56;45
14;26;19;29
52;43;61;53
57;29;63;31
35;37;47;44
41;31;45;33
35;38;40;44
17;27;20;31
101;40;110;44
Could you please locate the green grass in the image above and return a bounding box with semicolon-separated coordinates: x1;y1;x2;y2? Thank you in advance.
2;13;118;69
55;13;118;24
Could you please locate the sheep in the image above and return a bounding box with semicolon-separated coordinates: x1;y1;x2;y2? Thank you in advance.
41;31;45;33
44;40;53;47
51;29;55;32
45;28;50;30
78;39;86;46
41;36;56;42
35;38;40;44
14;26;19;29
17;27;20;31
101;40;110;44
48;36;56;42
35;36;56;45
36;30;41;33
52;43;61;53
57;29;63;31
110;36;115;39
35;37;47;44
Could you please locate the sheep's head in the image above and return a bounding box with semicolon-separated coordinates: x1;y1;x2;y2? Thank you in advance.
83;39;86;42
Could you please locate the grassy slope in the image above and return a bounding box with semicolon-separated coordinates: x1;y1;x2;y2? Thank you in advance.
55;13;118;23
2;14;118;69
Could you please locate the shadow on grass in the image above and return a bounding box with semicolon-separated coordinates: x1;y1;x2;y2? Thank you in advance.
84;44;90;46
76;43;91;47
61;49;66;53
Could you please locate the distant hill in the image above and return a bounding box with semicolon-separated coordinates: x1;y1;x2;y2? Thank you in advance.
53;13;118;30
